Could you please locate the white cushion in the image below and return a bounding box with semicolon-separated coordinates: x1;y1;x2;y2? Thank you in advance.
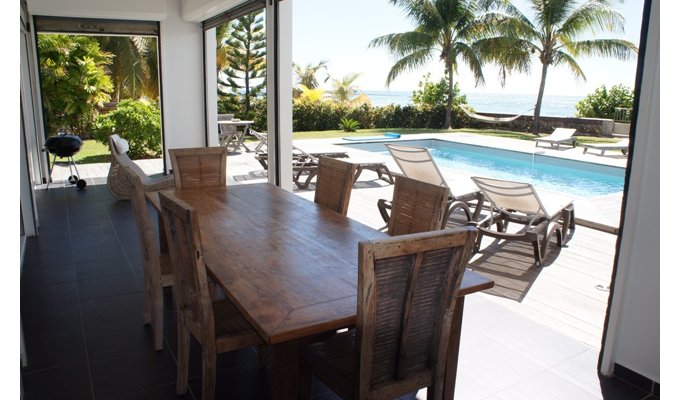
113;135;129;154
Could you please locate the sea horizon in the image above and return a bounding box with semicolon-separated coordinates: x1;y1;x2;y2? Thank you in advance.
362;90;584;118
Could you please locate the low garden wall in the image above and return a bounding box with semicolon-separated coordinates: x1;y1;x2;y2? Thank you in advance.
469;113;617;137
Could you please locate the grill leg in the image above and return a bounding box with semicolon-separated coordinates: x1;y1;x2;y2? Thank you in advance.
46;154;58;190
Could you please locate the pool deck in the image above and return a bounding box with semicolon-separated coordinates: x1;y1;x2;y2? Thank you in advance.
286;132;627;233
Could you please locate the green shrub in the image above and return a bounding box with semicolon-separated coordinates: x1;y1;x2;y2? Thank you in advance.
575;84;634;120
338;117;360;132
92;99;162;159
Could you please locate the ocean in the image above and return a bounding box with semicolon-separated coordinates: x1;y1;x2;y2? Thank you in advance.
363;90;584;118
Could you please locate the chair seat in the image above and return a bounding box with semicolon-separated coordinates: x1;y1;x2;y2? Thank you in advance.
302;330;356;399
213;300;262;345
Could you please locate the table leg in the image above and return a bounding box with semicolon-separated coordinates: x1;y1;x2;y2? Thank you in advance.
269;341;300;400
443;296;466;400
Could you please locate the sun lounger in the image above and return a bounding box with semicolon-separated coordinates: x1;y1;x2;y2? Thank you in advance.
471;176;575;267
582;138;629;155
378;144;484;229
534;128;577;149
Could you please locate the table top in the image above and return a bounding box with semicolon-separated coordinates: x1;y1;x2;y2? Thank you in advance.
217;120;254;125
150;184;493;344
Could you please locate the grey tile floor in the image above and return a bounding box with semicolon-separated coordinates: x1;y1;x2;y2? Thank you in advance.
20;182;655;400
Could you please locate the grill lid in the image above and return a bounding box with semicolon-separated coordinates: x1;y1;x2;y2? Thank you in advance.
44;134;83;157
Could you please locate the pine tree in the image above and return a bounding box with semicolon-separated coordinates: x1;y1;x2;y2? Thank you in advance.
217;11;266;114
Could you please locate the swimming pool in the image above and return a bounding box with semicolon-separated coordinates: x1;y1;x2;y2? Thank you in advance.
341;139;625;198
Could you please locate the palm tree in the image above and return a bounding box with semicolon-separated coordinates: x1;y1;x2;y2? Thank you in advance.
331;73;362;104
478;0;638;133
97;36;159;101
293;60;330;89
369;0;489;128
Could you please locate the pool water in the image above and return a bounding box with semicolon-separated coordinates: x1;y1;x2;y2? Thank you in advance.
341;139;625;198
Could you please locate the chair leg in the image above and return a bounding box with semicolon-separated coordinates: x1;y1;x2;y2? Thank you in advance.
176;320;190;395
152;287;163;351
257;344;268;369
202;346;217;400
299;364;312;400
142;276;152;326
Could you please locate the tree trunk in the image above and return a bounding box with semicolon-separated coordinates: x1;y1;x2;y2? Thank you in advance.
532;61;550;134
445;63;454;129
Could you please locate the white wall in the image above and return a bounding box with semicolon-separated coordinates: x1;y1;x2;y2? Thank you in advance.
601;0;659;383
28;0;168;20
159;0;206;169
182;0;245;22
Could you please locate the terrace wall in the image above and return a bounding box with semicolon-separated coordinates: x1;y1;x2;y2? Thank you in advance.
465;113;618;136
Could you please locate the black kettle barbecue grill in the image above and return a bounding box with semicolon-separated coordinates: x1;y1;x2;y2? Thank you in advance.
43;133;87;190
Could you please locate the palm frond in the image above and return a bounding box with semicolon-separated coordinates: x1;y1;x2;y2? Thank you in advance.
552;50;587;81
567;38;638;60
559;1;626;39
385;49;433;86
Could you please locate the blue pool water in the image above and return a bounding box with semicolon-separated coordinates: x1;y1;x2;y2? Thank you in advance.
341;139;625;198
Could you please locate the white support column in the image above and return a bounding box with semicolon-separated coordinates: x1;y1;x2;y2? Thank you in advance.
266;0;293;191
205;28;219;147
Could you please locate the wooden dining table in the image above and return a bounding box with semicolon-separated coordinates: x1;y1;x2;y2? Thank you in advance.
148;183;493;400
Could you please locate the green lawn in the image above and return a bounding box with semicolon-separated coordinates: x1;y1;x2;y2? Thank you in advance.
74;130;624;164
73;139;111;164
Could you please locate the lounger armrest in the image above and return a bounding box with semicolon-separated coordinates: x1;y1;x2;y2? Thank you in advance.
377;199;392;224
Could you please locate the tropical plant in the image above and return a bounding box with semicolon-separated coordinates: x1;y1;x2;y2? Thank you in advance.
37;34;114;137
96;36;159;101
295;85;326;103
92;99;162;159
575;84;633;120
369;0;491;129
338;117;360;132
217;11;267;114
411;73;468;111
479;0;638;133
331;73;362;104
293;60;330;89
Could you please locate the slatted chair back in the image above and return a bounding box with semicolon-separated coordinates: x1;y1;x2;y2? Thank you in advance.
314;156;358;216
387;176;449;236
356;227;477;399
122;166;173;350
169;147;228;190
158;191;215;343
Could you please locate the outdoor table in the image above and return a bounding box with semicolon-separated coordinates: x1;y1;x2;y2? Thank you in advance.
147;183;493;400
217;119;254;152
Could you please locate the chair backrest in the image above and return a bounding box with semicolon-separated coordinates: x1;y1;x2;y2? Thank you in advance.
387;176;449;236
314;156;358;216
158;190;214;340
169;147;228;190
108;133;149;179
549;128;576;139
355;227;477;399
122;165;163;287
385;144;448;189
471;176;548;218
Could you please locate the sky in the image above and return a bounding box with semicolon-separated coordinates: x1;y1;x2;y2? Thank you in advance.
291;0;645;97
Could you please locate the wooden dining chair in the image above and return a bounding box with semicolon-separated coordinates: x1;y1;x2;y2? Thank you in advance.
300;227;478;400
158;190;264;400
123;165;174;351
386;175;449;236
314;156;358;216
168;146;228;190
